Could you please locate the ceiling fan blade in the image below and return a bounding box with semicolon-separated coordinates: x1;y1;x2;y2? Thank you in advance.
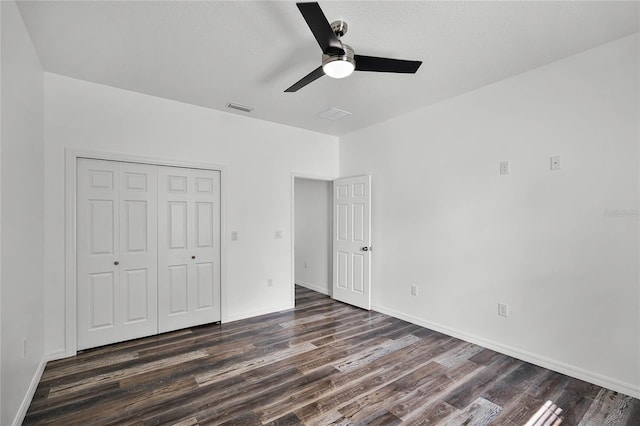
354;55;422;73
285;66;325;92
297;2;344;55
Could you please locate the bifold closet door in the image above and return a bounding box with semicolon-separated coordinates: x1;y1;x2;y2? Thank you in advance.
77;159;158;350
157;166;221;333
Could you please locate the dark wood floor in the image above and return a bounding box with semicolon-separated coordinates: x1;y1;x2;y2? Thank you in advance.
25;286;640;425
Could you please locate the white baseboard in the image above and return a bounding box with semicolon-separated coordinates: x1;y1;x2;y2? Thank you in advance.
224;303;294;323
372;304;640;399
13;355;45;425
295;280;330;296
13;349;73;425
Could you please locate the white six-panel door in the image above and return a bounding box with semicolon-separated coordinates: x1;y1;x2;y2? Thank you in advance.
77;159;159;350
332;175;372;310
77;159;221;350
158;167;221;333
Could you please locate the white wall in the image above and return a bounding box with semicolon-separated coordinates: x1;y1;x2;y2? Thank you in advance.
340;34;639;397
44;73;339;357
1;1;45;424
294;178;332;295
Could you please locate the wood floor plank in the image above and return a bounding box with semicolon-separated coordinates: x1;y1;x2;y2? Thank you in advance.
24;286;640;425
170;417;199;426
40;351;140;382
142;366;313;425
334;334;421;372
526;368;572;401
480;362;547;407
27;372;201;425
434;342;484;368
468;348;503;366
49;350;208;399
338;361;446;418
389;360;482;421
290;338;469;424
195;342;317;386
404;400;458;426
553;377;603;425
490;392;547;426
357;409;403;425
578;389;640;426
491;368;569;426
192;366;339;424
444;396;503;425
442;353;520;410
306;411;351;426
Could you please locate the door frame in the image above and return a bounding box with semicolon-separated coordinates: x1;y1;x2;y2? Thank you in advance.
290;172;336;306
65;148;227;357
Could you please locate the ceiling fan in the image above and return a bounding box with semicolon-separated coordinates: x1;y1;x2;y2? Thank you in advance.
285;2;422;92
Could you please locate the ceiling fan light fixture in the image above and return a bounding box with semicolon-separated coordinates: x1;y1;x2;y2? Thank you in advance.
322;43;355;79
322;59;355;79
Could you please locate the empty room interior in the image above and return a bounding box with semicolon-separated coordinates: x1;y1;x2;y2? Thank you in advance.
1;0;639;424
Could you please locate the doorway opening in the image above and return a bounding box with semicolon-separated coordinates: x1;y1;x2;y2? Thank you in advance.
293;177;333;303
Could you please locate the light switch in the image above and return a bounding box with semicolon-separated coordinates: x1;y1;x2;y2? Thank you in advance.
498;303;509;317
500;161;510;175
275;230;283;239
550;156;561;171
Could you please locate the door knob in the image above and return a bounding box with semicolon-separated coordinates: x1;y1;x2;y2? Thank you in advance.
192;256;196;260
361;247;369;252
114;261;119;265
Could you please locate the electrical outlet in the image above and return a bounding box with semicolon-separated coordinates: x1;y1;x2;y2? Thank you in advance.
498;303;509;317
410;284;418;296
500;161;510;175
231;231;238;241
267;278;273;287
550;156;561;171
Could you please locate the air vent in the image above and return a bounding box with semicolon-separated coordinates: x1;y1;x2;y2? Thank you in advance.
318;107;351;121
226;102;254;113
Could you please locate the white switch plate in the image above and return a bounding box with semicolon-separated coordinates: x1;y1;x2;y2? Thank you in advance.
500;161;510;175
410;284;418;296
550;156;561;171
231;231;238;241
498;303;509;317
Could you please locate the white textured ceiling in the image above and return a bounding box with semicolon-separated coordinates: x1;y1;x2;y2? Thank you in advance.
17;1;640;136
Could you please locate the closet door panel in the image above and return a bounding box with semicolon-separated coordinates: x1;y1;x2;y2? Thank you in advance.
77;159;158;350
158;166;221;333
118;162;158;334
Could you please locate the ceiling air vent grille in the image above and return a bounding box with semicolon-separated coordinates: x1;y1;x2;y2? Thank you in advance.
226;102;254;113
318;107;351;121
